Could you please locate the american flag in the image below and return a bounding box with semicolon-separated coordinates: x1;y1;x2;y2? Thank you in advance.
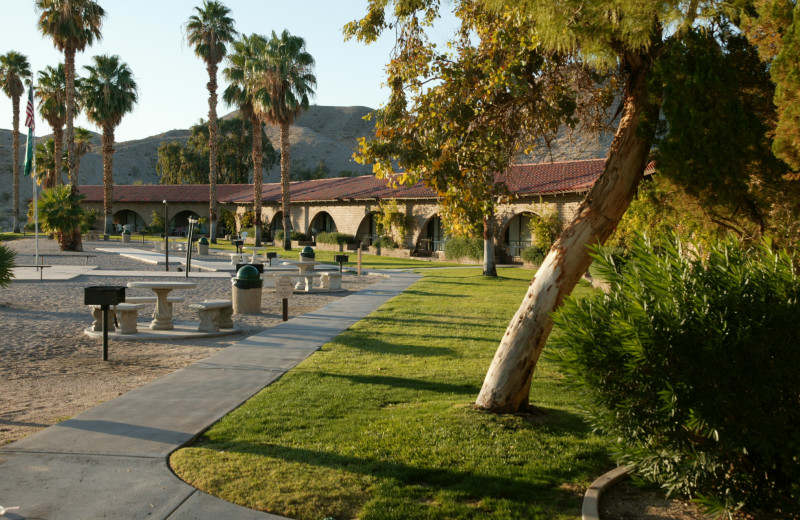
24;87;35;130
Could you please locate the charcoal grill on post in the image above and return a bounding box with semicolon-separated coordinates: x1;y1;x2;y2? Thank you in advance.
334;255;349;273
84;286;126;361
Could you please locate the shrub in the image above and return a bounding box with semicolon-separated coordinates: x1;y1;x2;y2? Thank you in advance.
274;230;284;243
551;233;800;516
444;236;483;261
373;235;396;249
0;242;15;288
37;185;86;251
315;231;355;246
149;211;165;234
520;245;547;265
290;231;307;241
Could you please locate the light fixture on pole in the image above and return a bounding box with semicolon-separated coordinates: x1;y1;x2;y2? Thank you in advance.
163;200;169;272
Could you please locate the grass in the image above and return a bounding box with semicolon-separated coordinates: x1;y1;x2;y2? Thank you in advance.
170;268;611;520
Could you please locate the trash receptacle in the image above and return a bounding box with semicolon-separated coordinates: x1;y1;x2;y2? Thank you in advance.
198;236;209;255
231;265;263;314
300;245;315;260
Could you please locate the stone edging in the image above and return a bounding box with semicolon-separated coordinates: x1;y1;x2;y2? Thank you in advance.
581;465;633;520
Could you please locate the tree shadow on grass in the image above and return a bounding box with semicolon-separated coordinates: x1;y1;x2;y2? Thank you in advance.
319;372;480;396
333;332;458;357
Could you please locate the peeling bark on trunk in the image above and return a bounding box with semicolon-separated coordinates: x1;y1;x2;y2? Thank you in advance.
252;113;263;247
475;49;659;413
12;95;20;233
280;121;292;251
207;61;219;243
102;125;115;235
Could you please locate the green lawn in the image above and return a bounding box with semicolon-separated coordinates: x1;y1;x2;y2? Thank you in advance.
170;268;611;520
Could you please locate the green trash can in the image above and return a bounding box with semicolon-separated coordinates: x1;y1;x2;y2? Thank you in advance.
231;265;263;314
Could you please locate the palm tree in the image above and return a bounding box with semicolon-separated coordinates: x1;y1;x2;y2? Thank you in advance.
251;29;316;250
35;64;68;187
185;0;237;244
37;184;85;251
35;138;59;186
73;126;93;177
224;33;267;246
79;54;137;235
0;51;32;233
35;0;105;189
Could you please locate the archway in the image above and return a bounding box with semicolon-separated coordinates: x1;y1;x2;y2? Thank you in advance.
112;209;146;233
170;210;204;236
416;215;445;252
308;211;337;238
501;212;535;261
355;211;380;246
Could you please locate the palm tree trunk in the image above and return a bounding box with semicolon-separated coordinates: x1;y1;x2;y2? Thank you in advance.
11;95;21;233
475;48;659;413
280;121;292;251
64;46;77;188
53;125;64;186
102;125;115;235
252;113;263;247
207;61;219;244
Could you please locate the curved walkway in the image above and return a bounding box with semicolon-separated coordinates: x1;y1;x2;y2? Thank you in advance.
0;271;421;520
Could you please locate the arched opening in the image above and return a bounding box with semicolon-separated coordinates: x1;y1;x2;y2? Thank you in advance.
416;215;445;252
112;209;146;233
501;212;535;261
170;210;204;236
308;211;337;238
356;211;380;246
270;212;285;236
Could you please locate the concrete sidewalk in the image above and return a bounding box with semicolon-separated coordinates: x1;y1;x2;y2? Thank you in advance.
0;271;421;520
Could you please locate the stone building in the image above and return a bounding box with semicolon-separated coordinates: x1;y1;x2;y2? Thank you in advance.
79;158;636;261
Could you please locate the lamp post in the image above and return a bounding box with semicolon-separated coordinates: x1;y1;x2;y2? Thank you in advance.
163;200;169;272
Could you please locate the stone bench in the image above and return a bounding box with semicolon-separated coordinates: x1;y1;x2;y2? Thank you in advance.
229;253;247;266
189;300;233;332
15;265;53;280
90;305;117;331
115;303;146;334
320;272;343;290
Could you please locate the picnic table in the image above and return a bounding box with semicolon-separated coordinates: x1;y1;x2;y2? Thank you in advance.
127;281;196;330
242;246;270;263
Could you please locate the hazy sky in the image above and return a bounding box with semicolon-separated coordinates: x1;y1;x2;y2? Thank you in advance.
0;1;459;142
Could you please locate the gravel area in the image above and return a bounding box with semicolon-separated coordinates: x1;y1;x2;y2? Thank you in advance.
0;237;379;445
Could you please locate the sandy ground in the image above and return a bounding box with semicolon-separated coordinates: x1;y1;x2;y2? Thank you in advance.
0;237;378;445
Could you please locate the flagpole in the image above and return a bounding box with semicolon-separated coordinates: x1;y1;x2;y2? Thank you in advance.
34;130;39;269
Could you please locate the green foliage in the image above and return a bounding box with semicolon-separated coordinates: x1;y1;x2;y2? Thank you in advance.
551;233;800;516
149;210;165;234
37;185;85;251
652;28;786;236
376;199;413;246
529;209;562;250
372;235;396;249
82;209;101;232
274;229;306;242
444;236;483;261
157;117;276;184
273;229;284;243
239;210;255;229
219;208;237;235
290;159;328;181
315;231;354;246
520;245;547;265
80;54;138;130
0;242;16;288
347;0;610;236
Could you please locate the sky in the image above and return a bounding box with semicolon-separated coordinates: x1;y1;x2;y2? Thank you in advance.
0;0;459;142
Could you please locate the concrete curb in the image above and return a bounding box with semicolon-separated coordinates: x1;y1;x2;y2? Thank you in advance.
581;465;633;520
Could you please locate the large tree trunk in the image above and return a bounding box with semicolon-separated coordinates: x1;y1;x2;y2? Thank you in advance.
102;125;114;235
53;125;64;186
207;61;219;243
64;46;83;251
475;49;659;413
65;46;77;187
483;213;497;277
252;113;263;247
11;95;20;233
280;121;292;251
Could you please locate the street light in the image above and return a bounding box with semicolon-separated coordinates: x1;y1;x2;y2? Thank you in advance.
163;200;169;272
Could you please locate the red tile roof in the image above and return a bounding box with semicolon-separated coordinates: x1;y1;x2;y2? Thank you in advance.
78;158;641;203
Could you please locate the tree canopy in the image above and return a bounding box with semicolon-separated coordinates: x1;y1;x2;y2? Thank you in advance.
157;116;276;185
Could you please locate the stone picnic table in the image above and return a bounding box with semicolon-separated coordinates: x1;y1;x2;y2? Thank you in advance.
127;281;196;330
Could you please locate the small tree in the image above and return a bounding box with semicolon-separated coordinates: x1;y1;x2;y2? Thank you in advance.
0;242;16;288
37;185;86;251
